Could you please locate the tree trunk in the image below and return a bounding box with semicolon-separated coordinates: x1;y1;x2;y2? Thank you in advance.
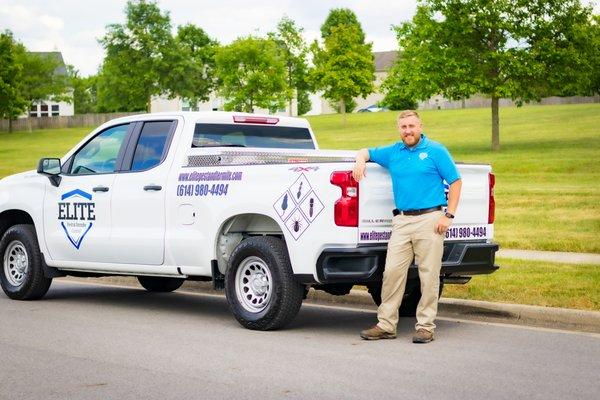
340;98;346;126
147;95;152;113
491;96;500;151
8;118;13;133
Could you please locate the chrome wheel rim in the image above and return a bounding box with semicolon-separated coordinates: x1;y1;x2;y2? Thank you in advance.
3;241;28;287
235;256;273;313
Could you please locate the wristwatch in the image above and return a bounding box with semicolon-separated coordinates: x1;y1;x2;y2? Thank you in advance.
444;212;455;219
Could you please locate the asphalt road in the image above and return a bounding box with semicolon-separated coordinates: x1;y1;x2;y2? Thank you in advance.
1;281;598;400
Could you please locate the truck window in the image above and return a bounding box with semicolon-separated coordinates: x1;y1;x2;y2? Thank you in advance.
131;121;174;171
70;124;129;175
192;123;315;149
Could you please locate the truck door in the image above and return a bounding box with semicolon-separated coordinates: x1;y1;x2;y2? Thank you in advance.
43;123;132;263
109;120;178;265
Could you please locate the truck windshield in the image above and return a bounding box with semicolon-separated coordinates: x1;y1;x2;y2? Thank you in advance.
192;123;315;149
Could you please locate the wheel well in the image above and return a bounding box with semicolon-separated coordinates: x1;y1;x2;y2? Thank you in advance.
215;213;284;273
0;210;35;240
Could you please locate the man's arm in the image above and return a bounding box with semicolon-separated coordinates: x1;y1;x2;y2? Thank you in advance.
436;179;462;234
352;148;370;182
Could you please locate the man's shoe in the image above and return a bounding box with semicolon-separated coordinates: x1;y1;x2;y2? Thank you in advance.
412;328;434;343
360;325;396;340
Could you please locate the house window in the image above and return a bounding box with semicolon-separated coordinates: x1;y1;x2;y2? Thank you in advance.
51;105;59;116
29;104;38;117
41;104;48;111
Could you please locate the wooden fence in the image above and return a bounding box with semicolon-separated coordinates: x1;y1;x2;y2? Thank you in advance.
0;112;141;132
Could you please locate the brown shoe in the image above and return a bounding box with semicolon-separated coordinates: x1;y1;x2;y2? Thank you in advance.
360;325;396;340
412;328;434;343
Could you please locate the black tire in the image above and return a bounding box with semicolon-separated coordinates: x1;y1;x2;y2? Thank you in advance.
0;224;52;300
225;236;303;331
137;276;185;292
367;279;444;317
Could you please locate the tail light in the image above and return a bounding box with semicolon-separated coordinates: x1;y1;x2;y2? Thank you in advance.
488;172;495;224
330;171;359;227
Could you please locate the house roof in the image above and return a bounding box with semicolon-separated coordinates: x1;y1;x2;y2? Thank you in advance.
373;51;398;72
28;51;68;76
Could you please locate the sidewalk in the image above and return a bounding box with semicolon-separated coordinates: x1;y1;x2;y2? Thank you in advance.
497;249;600;265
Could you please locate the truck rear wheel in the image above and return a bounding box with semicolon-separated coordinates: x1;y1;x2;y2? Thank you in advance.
225;236;303;330
137;276;184;292
367;279;444;317
0;224;52;300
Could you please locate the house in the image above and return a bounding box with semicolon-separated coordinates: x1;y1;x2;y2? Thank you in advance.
25;52;74;118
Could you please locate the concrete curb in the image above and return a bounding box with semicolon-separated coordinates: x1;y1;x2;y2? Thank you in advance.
61;277;600;334
305;287;600;333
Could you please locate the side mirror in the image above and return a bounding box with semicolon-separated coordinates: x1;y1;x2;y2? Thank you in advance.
37;158;62;187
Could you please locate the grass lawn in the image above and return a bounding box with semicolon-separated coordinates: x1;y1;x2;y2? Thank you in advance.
442;257;600;311
1;103;599;252
0;127;90;178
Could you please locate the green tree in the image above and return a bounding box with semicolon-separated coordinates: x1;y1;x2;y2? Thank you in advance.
269;16;311;116
0;31;28;132
67;66;97;114
297;90;312;115
380;85;417;111
215;36;288;113
574;14;600;96
0;31;69;132
18;51;69;106
166;24;219;108
311;11;375;121
320;8;366;42
98;0;176;112
384;0;596;151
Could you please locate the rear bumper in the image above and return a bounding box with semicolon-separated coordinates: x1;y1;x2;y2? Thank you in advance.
314;241;499;284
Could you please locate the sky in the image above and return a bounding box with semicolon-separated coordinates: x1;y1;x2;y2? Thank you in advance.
1;0;598;77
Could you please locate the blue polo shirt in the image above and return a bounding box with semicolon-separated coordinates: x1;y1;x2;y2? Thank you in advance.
368;134;460;210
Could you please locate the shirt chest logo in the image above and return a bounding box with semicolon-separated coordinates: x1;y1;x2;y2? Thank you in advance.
419;152;428;160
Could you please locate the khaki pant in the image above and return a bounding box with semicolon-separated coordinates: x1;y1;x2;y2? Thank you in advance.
376;210;444;334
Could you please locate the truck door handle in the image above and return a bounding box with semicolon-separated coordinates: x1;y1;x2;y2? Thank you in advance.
144;185;162;191
93;186;109;192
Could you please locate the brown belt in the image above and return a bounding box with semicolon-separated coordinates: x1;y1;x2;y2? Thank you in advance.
393;206;442;216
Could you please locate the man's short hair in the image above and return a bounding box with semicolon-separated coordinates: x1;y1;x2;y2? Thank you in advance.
398;110;420;120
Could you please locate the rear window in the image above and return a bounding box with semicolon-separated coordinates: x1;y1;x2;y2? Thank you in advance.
192;123;315;149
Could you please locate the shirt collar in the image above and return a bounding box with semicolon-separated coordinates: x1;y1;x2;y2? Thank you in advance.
397;133;429;150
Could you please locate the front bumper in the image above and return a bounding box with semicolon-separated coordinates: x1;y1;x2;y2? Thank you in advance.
314;241;499;284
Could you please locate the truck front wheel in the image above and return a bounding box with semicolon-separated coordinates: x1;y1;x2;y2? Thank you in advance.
225;236;303;330
0;224;52;300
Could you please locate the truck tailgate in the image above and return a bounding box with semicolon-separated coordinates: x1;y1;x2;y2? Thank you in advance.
358;163;494;244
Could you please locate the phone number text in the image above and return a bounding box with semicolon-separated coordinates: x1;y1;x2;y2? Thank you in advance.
176;183;229;197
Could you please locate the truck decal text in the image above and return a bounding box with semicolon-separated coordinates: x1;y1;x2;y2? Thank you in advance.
178;170;243;182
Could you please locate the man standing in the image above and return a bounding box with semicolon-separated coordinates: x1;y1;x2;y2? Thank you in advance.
353;110;462;343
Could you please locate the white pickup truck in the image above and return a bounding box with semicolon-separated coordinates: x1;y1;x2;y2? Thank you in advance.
0;112;498;330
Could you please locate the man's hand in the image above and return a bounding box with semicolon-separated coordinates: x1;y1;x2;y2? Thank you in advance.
352;161;366;182
435;215;452;235
353;149;370;182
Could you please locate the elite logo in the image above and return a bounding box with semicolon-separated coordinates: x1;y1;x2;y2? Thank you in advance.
58;189;96;249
